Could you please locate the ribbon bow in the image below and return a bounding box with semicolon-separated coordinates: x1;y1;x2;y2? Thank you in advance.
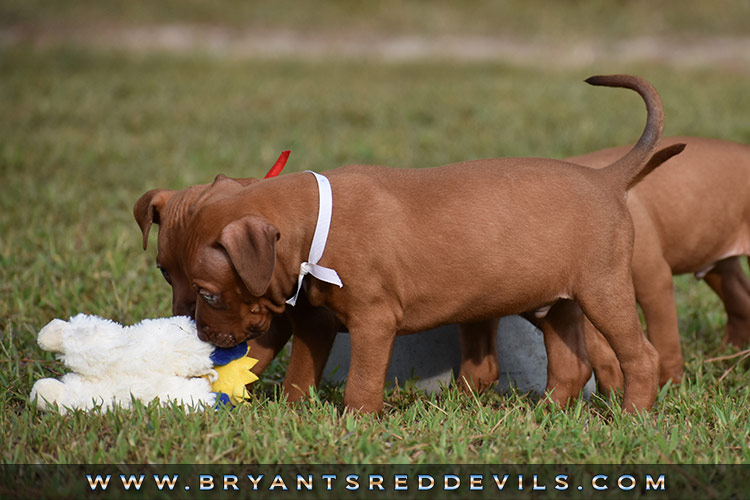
264;150;290;178
286;171;343;306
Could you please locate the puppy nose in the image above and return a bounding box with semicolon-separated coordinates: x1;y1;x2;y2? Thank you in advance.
195;316;213;343
196;328;209;342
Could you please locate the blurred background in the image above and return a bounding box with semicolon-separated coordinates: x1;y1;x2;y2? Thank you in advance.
3;0;749;66
1;0;749;365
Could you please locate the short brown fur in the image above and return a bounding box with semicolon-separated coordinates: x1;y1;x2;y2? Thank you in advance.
183;75;683;413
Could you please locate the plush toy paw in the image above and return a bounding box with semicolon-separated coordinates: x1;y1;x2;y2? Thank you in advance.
29;378;67;411
37;319;67;353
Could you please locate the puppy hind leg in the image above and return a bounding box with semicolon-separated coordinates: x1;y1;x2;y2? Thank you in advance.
577;281;658;412
632;258;684;386
457;318;500;393
704;257;750;347
538;300;592;407
583;317;624;394
739;256;750;295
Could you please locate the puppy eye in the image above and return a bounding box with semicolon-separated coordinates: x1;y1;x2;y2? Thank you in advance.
199;291;219;306
157;265;172;285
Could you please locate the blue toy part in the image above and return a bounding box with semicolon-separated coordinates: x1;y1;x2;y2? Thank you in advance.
210;342;249;366
213;392;233;408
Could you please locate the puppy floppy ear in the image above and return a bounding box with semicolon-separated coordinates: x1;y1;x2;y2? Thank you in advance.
133;189;176;250
217;216;280;297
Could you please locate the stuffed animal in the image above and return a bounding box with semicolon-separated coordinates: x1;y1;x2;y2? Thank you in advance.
29;314;258;413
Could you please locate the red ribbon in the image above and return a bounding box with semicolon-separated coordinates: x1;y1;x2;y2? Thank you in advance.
264;151;291;178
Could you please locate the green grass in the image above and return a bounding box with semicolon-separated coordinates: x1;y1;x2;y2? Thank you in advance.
1;39;750;465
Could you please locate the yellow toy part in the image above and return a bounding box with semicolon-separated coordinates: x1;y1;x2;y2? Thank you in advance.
209;346;259;406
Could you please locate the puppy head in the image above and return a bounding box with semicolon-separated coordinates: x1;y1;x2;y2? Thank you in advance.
187;214;282;347
134;175;256;318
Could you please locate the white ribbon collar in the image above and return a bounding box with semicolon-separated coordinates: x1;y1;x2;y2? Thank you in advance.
286;171;343;306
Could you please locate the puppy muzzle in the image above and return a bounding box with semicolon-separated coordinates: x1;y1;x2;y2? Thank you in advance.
197;323;268;348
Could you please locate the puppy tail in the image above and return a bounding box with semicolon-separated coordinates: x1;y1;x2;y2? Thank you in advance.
585;74;669;189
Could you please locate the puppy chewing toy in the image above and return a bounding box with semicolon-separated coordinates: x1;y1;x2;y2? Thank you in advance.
29;314;258;413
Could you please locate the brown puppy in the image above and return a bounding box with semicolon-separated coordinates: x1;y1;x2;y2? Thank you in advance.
136;176;501;398
567;137;750;387
467;137;750;396
182;75;684;413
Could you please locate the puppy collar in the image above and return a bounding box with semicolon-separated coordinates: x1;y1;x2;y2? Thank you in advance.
286;171;343;306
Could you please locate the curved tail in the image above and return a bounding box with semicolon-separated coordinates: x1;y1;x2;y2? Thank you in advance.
586;74;675;189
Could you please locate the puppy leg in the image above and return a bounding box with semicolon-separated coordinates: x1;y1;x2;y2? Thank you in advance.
578;278;658;412
632;256;684;386
284;301;339;402
537;300;592;406
344;316;397;414
247;314;293;376
457;318;500;393
703;256;750;347
583;317;624;394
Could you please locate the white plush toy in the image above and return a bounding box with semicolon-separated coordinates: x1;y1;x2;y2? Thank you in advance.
30;314;258;413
